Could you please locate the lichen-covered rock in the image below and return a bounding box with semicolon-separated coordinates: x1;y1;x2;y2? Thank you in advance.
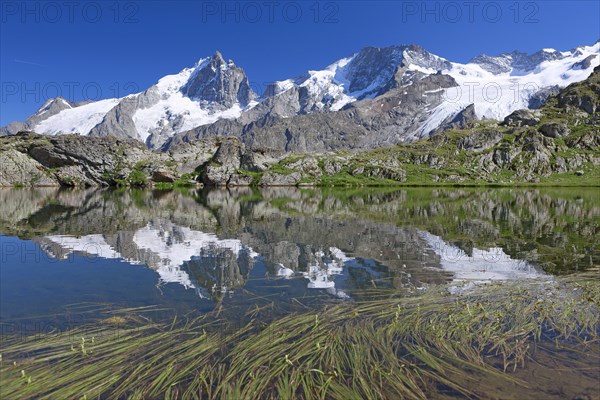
539;122;570;138
457;131;503;152
502;109;541;127
0;148;58;187
259;171;302;186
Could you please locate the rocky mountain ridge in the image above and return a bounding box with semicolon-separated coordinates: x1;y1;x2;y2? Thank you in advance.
2;41;598;152
0;66;598;188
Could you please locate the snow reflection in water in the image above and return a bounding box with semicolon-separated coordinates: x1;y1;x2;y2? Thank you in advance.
39;224;548;300
43;222;259;298
420;231;548;292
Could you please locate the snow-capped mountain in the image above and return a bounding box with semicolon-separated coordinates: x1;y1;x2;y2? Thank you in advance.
261;44;452;116
434;43;599;125
1;51;258;149
258;42;598;137
2;41;598;150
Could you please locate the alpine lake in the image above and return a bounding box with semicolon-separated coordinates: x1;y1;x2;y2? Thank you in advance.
1;186;598;399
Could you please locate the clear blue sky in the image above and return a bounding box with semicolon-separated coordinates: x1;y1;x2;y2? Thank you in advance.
1;0;599;126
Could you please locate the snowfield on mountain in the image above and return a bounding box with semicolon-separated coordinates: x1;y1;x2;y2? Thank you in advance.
2;42;598;151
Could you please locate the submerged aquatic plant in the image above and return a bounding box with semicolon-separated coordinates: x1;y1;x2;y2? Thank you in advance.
0;274;599;399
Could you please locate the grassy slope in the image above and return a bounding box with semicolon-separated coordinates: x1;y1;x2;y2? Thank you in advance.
240;69;600;187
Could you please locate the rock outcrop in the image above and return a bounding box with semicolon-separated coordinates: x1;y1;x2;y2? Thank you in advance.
539;122;570;138
0;133;216;187
502;109;541;127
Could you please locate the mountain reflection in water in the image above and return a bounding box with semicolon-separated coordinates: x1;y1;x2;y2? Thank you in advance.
0;186;597;321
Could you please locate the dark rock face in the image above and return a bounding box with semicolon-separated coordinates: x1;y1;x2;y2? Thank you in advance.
539;122;571;138
343;46;406;94
528;86;561;109
572;54;598;70
29;145;77;168
556;66;600;114
469;54;512;74
470;49;567;74
340;45;451;95
559;93;598;114
181;52;256;108
432;104;477;134
503;109;541;127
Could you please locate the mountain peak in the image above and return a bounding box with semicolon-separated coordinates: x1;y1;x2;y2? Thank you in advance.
2;41;598;150
180;52;256;107
210;50;229;68
468;45;585;74
213;50;224;61
34;97;72;116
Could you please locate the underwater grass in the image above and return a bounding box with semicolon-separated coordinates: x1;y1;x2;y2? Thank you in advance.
1;275;599;400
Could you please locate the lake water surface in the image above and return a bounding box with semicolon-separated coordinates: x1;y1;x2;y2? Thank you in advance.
1;186;598;332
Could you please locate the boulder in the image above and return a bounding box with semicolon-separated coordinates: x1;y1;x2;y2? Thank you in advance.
259;171;302;186
0;148;58;187
502;109;541;127
28;145;76;168
200;138;245;186
539;122;570;138
152;170;177;183
457;131;503;152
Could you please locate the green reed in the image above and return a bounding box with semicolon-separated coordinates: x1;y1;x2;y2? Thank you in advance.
1;273;598;399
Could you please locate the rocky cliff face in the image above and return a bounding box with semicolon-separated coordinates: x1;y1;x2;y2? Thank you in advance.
181;51;256;107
